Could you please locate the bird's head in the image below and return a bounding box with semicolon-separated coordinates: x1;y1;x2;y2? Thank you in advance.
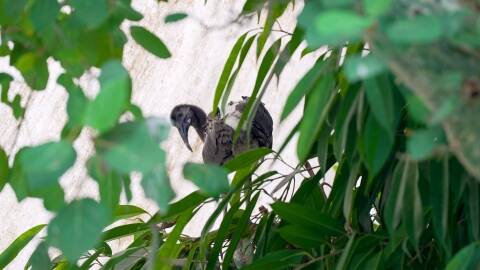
170;104;206;152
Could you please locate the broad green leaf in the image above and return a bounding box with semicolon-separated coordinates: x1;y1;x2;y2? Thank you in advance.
297;73;336;161
360;114;394;177
281;60;326;121
407;127;446;160
142;164;174;213
183;162;230;196
70;0;108;29
85;60;131;132
387;15;443;44
59;73;88;128
0;72;13;103
224;147;272;172
0;224;45;269
113;0;143;21
363;0;391;17
18;141;76;190
446;242;480;270
47;199;109;261
278;225;327;248
0;147;8;191
14;53;48;90
212;33;248;114
0;0;27;25
403;90;430;124
130;26;171;58
30;0;59;32
29;241;51;270
299;9;373;47
271;201;344;235
95;118;168;174
164;12;188;23
113;205;149;223
222;193;260;269
344;54;387;82
242;250;303;270
154;210;195;269
364;75;395;138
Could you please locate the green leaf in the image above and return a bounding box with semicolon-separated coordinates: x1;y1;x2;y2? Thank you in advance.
102;223;149;242
206;201;242;270
130;26;172;58
29;241;51;270
113;1;143;21
17;141;76;190
14;53;48;90
360;114;394;177
335;233;356;270
222;193;260;269
154;210;195;269
363;0;391;17
113;205;149;222
70;0;108;29
281;60;326;121
297;73;336;161
224;147;272;172
85;60;131;132
363;74;395;138
407;127;446;160
212;33;248;114
278;225;327;248
183;162;230;196
402;162;422;249
30;0;59;32
387;15;443;44
0;147;8;192
164;12;188;23
0;0;27;25
242;0;267;14
256;0;289;57
271;201;344;235
0;224;46;269
95;118;168;174
47;199;109;261
242;250;303;270
148;191;207;223
344;54;387;82
446;242;480;270
299;9;373;47
142;164;175;213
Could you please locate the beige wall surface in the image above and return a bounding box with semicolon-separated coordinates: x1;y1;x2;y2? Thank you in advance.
0;1;326;269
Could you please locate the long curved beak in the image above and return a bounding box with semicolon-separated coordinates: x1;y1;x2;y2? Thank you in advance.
177;122;193;152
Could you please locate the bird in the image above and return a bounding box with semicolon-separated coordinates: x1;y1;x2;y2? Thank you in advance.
170;96;273;165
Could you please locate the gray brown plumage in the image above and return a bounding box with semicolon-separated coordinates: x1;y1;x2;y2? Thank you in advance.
170;97;273;165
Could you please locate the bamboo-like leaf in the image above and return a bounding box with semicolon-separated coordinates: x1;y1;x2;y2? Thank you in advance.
0;225;46;269
154;210;195;270
446;242;480;270
212;33;248;114
297;73;336;161
222;193;260;269
242;250;303;270
224;147;272;172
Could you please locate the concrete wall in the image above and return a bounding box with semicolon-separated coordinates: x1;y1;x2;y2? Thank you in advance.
0;1;326;268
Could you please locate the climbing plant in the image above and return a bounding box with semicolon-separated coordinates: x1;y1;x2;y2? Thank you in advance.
1;0;480;269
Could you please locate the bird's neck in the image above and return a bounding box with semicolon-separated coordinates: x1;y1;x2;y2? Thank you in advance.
190;106;207;141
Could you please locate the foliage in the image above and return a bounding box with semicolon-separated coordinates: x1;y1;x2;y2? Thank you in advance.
1;0;480;269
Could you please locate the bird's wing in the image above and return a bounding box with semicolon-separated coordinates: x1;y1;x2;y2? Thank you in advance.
234;97;273;149
202;121;234;165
